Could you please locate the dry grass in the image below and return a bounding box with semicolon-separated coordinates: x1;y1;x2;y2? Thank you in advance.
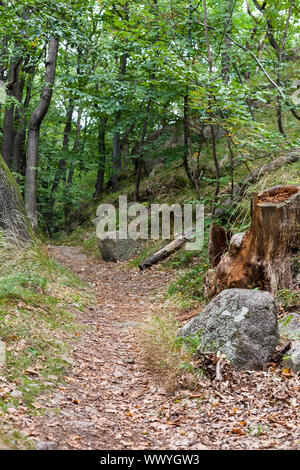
229;160;300;233
136;309;202;393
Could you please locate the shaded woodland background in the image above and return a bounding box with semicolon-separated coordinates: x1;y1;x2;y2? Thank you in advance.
0;0;299;237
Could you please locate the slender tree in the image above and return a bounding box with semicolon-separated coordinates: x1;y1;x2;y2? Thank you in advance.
25;36;59;230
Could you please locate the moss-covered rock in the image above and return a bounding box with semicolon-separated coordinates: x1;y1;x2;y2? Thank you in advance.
0;155;32;240
178;288;279;371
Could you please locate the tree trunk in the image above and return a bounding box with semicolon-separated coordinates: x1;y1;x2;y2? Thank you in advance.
139;235;191;270
25;36;58;231
120;118;136;167
205;184;300;298
94;116;107;198
183;91;193;184
67;106;82;186
208;221;231;267
1;57;21;166
12;63;36;176
112;48;128;192
221;0;233;84
203;0;220;217
2;105;15;167
1;8;30;166
11;69;26;173
139;228;197;270
134;99;151;201
112;110;121;192
49;98;74;210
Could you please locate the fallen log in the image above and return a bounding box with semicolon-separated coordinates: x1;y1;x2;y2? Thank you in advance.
205;184;300;298
139;230;196;270
224;148;300;206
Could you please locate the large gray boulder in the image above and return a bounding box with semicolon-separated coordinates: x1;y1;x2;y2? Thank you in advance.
99;231;141;262
179;288;279;371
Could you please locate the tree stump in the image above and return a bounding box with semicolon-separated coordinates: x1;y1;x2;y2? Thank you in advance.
205;185;300;298
208;221;231;267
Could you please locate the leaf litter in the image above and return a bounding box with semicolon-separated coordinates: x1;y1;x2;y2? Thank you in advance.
18;246;299;450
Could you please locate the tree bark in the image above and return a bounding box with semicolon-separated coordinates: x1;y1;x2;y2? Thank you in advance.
1;58;21;166
252;0;296;131
208;221;231;267
205;184;300;298
49;98;74;211
25;36;58;231
139;236;188;270
183;91;193;183
202;0;220;217
12;64;36;176
112;51;127;192
11;65;27;173
139;228;197;270
67;106;82;186
94;116;108;198
134;99;151;201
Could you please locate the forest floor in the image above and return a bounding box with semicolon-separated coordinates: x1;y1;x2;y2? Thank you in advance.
20;246;300;450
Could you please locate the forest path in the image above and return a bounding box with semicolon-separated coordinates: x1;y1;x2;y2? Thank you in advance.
23;246;300;450
24;245;208;450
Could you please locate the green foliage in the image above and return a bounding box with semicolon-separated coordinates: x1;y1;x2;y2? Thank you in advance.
276;289;300;310
168;242;209;302
1;0;298;234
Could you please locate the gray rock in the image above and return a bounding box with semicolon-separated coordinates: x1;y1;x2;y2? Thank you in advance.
35;441;58;450
99;231;142;262
279;313;300;340
10;390;22;398
279;313;300;372
178;288;279;371
282;340;300;372
228;232;245;256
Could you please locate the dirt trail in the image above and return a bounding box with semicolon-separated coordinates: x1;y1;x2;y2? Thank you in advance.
23;246;207;450
23;246;300;450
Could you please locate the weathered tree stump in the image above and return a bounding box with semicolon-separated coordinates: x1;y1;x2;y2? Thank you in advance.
205;185;300;298
208;222;231;267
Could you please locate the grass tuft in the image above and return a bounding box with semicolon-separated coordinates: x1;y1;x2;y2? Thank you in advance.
137;310;205;393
